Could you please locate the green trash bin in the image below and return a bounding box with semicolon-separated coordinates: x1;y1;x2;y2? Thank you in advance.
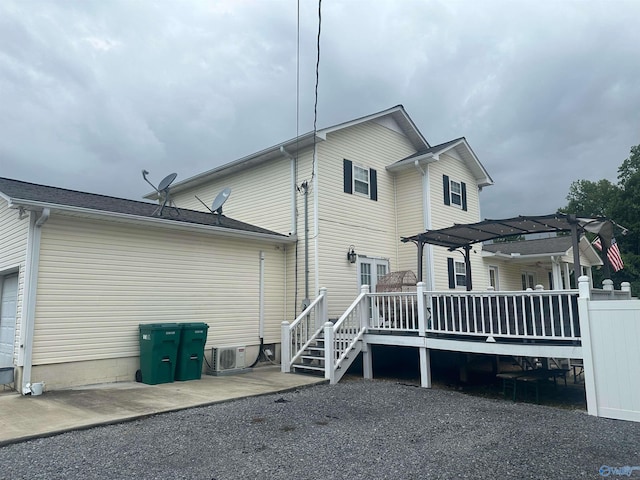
139;323;181;385
175;322;209;381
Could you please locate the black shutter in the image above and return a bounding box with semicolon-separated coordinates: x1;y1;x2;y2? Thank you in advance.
461;182;467;211
447;258;456;289
343;159;353;194
443;175;450;205
370;168;377;201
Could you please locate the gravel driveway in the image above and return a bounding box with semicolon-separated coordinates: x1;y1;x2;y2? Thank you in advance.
1;379;638;479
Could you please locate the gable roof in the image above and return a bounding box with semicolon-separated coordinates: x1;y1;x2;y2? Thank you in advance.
153;105;431;198
387;137;494;188
0;177;290;241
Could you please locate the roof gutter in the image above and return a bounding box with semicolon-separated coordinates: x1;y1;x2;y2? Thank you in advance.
8;199;295;245
20;207;50;394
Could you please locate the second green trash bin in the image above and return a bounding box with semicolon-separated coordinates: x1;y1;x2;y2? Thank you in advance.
175;322;209;381
139;323;181;385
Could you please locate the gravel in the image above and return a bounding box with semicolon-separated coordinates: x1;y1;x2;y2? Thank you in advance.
1;379;639;479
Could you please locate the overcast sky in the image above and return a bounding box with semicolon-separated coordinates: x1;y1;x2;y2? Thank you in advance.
1;0;639;220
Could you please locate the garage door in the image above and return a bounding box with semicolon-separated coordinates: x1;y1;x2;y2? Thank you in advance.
0;274;18;367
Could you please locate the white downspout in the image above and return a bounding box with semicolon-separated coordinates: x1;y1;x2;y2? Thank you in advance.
21;207;50;394
259;251;265;339
415;159;435;291
313;148;320;297
280;146;297;236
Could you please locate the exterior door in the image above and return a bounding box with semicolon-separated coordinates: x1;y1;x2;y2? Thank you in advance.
358;257;389;293
0;273;18;367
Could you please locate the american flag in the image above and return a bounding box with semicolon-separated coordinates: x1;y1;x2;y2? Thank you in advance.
592;236;624;272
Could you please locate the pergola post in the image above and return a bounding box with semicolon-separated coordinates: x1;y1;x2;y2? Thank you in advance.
568;214;582;289
464;245;472;291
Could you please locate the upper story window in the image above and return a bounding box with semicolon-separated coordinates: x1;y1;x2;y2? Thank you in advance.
443;174;467;211
353;165;370;195
343;159;378;201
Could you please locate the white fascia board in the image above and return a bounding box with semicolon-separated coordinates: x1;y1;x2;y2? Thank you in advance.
319;105;429;150
318;105;405;136
0;190;11;202
146;132;320;199
386;153;438;173
8;199;296;245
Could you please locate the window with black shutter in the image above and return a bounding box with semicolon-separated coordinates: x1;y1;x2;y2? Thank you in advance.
443;174;467;211
343;159;377;201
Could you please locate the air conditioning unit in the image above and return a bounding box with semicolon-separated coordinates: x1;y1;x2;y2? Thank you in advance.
210;346;246;374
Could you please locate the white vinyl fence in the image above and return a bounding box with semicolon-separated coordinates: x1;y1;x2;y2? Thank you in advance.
580;278;640;422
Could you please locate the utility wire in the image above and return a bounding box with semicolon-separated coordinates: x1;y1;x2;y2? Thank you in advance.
310;0;322;181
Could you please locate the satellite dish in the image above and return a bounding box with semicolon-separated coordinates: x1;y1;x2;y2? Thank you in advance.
211;187;231;214
158;173;177;192
141;169;179;217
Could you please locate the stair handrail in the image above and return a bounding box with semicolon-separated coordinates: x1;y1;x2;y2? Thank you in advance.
325;285;369;383
281;288;327;373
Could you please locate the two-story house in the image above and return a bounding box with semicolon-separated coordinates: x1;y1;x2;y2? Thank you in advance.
161;105;494;319
0;105;496;392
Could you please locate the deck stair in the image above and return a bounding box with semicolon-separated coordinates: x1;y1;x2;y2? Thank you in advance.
291;336;326;376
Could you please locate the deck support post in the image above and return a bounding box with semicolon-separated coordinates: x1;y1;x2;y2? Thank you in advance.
362;343;373;380
281;321;291;373
417;282;427;336
419;347;431;388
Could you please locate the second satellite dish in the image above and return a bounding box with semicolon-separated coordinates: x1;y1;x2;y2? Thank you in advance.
211;187;232;214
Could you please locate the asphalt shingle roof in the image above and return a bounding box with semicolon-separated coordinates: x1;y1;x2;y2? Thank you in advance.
0;177;287;238
396;137;465;163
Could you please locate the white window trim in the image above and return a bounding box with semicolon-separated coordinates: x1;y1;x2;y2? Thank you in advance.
488;265;499;290
454;260;467;288
353;164;370;197
357;256;389;293
449;179;463;209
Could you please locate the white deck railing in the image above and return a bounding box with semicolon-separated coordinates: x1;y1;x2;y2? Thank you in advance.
365;285;582;342
324;286;369;384
281;288;327;373
427;289;581;341
369;292;420;332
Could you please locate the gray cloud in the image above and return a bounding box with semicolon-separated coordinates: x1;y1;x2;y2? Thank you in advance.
1;0;639;218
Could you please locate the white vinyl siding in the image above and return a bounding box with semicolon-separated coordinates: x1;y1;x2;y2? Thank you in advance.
395;171;424;273
33;214;287;366
430;152;480;229
316;121;416;315
429;151;487;290
171;153;302;236
0;200;29;366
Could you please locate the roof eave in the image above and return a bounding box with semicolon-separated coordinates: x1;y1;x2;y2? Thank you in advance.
146;132;320;199
9;198;295;244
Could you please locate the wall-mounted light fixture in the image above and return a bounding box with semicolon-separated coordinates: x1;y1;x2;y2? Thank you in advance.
347;245;357;264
